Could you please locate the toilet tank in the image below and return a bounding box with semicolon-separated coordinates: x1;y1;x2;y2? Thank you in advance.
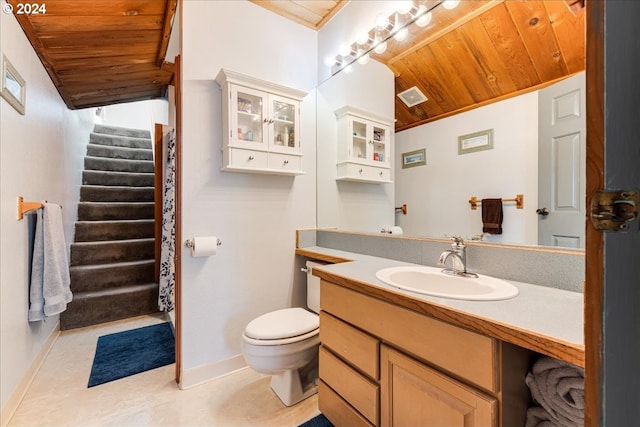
305;260;326;314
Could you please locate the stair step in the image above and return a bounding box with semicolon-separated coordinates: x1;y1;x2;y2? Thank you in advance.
89;132;152;150
71;238;155;266
78;202;154;221
86;143;153;161
75;219;154;242
85;156;154;173
69;260;155;292
83;170;155;187
93;124;151;139
59;283;159;330
80;185;154;202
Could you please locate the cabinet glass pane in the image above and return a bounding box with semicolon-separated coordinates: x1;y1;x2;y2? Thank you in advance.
236;91;263;143
352;120;367;159
373;125;387;162
272;100;296;148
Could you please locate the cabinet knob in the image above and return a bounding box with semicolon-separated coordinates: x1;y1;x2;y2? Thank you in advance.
269;119;274;124
359;169;363;174
248;156;255;161
379;171;383;176
283;160;289;165
263;118;269;123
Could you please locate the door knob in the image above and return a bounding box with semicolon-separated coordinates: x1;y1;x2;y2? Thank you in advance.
536;207;550;216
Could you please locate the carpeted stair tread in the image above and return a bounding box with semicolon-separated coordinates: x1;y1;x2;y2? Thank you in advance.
83;170;154;187
80;185;154;202
77;202;154;221
86;143;153;161
74;219;154;241
60;283;159;330
69;260;155;293
89;133;152;150
85;156;154;173
71;238;155;266
93;124;151;139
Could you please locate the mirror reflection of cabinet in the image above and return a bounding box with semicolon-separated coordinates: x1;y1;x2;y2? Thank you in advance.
216;69;306;175
335;106;392;183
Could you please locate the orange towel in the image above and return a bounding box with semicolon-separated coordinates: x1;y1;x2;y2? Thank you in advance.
482;198;503;234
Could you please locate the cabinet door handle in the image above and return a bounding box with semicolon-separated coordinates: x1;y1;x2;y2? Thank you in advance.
248;156;255;161
359;169;363;174
283;160;289;165
269;119;274;124
379;171;383;176
263;118;269;123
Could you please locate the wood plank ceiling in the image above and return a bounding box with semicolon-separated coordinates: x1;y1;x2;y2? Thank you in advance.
256;0;585;132
9;0;177;109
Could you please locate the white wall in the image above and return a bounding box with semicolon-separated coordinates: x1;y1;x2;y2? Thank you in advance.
394;93;539;245
101;99;168;132
316;60;395;232
179;0;317;386
0;12;94;421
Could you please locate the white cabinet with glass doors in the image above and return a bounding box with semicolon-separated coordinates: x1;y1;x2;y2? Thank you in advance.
215;69;307;175
335;106;392;183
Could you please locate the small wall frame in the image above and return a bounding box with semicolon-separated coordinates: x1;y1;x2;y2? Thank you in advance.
1;54;26;115
458;129;493;155
402;149;426;169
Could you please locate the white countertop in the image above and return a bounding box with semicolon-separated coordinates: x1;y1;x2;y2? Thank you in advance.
297;245;585;366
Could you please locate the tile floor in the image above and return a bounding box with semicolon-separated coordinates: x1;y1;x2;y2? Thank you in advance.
7;314;320;427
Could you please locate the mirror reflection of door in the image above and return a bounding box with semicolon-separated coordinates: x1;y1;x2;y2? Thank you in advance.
538;72;586;248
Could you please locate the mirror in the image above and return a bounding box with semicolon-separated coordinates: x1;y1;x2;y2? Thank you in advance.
1;54;26;115
316;1;586;250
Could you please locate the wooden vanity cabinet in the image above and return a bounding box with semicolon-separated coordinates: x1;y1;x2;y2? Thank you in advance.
318;280;532;427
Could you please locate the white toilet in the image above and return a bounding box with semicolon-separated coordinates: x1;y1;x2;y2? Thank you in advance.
241;260;324;406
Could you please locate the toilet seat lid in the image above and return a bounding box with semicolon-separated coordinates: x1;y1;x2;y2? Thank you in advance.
244;308;319;340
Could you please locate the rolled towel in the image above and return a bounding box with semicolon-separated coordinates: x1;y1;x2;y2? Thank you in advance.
525;357;584;427
525;406;562;427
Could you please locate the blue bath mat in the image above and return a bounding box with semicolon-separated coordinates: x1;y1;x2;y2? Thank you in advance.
298;413;333;427
88;322;175;387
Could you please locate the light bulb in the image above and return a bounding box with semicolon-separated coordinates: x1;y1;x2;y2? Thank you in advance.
357;53;370;65
375;13;389;30
394;27;408;41
324;56;336;67
396;1;414;14
374;40;387;54
356;31;369;46
415;6;432;27
344;64;354;74
339;42;352;57
442;0;460;10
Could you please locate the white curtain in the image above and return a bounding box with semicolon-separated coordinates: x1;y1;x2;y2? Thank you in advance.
158;129;176;312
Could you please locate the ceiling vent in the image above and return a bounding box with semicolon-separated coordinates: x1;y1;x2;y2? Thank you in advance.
397;86;428;107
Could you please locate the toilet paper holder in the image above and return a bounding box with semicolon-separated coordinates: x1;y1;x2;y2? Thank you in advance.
185;238;222;249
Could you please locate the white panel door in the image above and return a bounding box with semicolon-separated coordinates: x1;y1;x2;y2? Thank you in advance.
538;73;586;248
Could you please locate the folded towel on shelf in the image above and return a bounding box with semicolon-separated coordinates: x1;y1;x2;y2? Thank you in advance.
481;198;503;234
28;203;72;322
525;406;563;427
525;356;585;427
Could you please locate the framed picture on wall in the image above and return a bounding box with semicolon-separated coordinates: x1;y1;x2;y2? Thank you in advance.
1;55;26;115
458;129;493;155
402;149;426;169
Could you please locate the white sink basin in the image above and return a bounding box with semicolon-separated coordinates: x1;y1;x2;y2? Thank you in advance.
375;266;519;301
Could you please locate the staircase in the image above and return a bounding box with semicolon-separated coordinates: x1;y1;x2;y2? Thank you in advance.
60;124;159;330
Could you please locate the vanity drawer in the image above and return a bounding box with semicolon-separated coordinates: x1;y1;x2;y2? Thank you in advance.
320;311;379;380
321;280;499;392
319;346;379;425
319;380;374;427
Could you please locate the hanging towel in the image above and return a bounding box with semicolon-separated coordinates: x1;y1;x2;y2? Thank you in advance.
525;356;585;427
28;203;72;322
481;198;503;234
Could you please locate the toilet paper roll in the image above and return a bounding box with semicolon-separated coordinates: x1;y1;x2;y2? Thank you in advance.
389;226;403;235
189;236;219;257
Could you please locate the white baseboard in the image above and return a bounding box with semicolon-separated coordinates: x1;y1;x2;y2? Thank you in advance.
0;324;60;427
179;354;247;390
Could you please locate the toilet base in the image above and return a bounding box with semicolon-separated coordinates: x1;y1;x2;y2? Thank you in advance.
270;357;318;406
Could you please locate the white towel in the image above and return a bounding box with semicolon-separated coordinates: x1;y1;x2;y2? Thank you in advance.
525;357;584;427
28;203;72;321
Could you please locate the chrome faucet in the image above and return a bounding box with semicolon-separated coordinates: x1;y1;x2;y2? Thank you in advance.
438;236;478;278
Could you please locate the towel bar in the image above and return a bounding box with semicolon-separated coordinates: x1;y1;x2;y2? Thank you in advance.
17;197;43;220
468;194;524;210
